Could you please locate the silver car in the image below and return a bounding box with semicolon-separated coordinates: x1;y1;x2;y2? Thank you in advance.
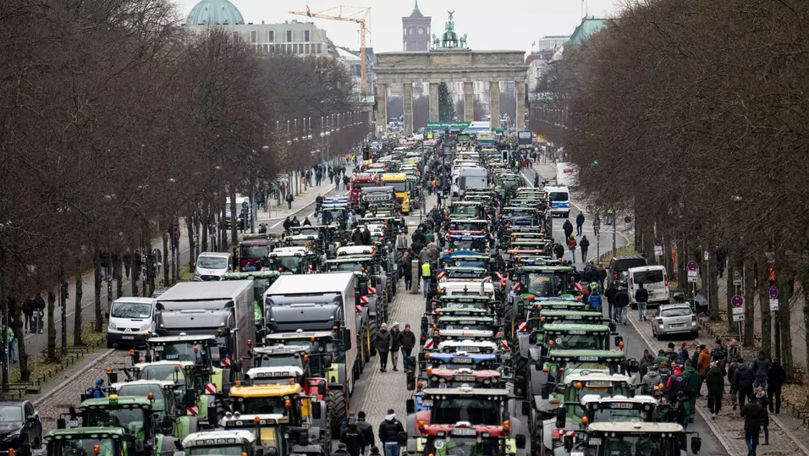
652;303;698;339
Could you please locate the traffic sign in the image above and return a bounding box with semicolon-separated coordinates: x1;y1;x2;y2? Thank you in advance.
733;313;744;322
769;287;779;299
769;298;779;312
654;239;662;247
654;245;663;257
732;307;745;315
731;295;744;307
733;270;742;287
687;261;698;272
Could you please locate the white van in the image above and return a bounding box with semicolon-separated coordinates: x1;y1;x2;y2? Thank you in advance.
627;265;670;306
544;184;570;218
193;251;232;281
106;297;156;348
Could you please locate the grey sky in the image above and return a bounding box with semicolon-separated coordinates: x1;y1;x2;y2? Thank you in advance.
173;0;622;53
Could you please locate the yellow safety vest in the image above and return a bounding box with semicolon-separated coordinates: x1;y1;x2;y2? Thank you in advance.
421;263;431;277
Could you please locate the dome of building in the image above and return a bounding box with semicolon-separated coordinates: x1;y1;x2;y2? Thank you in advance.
186;0;245;26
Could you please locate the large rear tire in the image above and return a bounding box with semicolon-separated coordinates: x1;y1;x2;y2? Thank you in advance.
327;389;347;437
369;318;379;357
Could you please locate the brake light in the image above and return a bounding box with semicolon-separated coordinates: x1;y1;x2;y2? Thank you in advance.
692;315;697;322
664;274;669;287
552;429;560;439
612;270;618;279
657;318;664;325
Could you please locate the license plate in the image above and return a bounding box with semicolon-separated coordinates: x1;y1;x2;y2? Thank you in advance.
454;375;476;382
452;357;473;363
122;336;135;340
451;428;477;436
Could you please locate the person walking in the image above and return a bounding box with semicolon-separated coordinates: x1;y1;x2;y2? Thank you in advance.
333;443;351;456
562;219;573;240
682;360;700;422
614;285;629;325
5;324;16;364
767;358;785;414
729;359;739;410
378;409;405;456
741;393;765;455
729;340;742;363
697;344;711;390
579;236;590;263
641;364;663;395
635;283;649;320
356;411;375;455
420;261;432;298
593;214;600;237
566;235;577;263
400;253;413;291
375;323;391;372
398;323;416;371
286;192;294;210
389;323;401;372
605;282;617;322
341;419;366;456
34;293;45;334
735;358;755;409
752;351;771;390
755;388;770;445
575;212;585;236
706;361;724;419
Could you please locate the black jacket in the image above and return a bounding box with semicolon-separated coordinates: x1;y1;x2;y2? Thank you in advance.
398;329;416;350
580;238;590;249
604;286;617;304
378;418;404;443
390;329;401;350
562;220;573;235
741;401;765;431
375;330;391;353
340;427;366;456
576;214;585;225
614;289;629;308
752;355;771;378
734;364;755;392
768;362;786;390
357;420;374;448
635;288;649;303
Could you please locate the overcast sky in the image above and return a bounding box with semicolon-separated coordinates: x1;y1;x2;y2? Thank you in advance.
173;0;623;52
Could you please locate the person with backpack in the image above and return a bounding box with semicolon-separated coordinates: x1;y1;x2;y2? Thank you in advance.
711;339;728;373
671;390;690;429
566;235;577;263
641;364;663;395
667;365;687;403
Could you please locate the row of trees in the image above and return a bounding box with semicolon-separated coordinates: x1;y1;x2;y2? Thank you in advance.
533;0;809;382
0;0;368;381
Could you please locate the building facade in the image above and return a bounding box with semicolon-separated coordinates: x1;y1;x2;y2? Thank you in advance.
402;1;431;51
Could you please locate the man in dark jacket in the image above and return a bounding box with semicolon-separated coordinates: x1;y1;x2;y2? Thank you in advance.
767;358;786;414
579;236;590;262
283;216;292;232
375;323;391;372
389;323;401;372
562;219;573;240
351;228;364;245
635;283;649;321
362;226;372;245
751;351;771;390
734;359;755;408
398;324;416;371
605;282;617;322
706;361;724;418
741;395;765;455
614;286;629;324
378;409;405;456
340;419;366;456
575;213;585;236
357;411;375;454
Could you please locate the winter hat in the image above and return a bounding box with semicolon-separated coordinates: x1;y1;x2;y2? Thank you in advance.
380;323;388;330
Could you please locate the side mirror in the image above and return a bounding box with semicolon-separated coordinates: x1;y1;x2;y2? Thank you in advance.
207;402;218;425
311;401;322;420
406;399;415;414
555;407;565;429
541;384;550;400
342;328;352;350
406;369;416;391
608;321;616;332
57;417;66;429
69;407;77;421
107;371;119;385
185;389;197;408
691;436;702;454
516;435;526;449
521;401;530;416
317;380;327;396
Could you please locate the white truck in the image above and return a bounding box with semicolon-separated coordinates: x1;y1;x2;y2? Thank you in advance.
452;166;488;198
155;280;255;368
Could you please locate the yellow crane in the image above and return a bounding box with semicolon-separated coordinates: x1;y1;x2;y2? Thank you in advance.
289;5;371;95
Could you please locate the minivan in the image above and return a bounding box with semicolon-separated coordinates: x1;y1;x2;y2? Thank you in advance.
627;265;670;307
194;251;232;281
106;297;156;348
543;184;570;218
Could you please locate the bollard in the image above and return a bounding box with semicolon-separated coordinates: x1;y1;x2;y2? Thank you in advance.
411;259;420;294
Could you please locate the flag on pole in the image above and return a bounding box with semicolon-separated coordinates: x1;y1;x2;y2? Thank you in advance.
306;5;312;17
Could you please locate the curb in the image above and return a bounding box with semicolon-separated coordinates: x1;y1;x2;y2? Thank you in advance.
33;349;116;407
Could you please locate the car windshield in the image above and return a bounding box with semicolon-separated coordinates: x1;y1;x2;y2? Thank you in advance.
545;332;605;350
139;364;186;383
451;205;478;217
549;192;568;202
424;437;501;456
389;181;407;192
592;407;649;423
197;256;228;269
234;396;286;415
269;256;302;273
0;405;22;421
449;222;486;231
115;385;166;412
450;239;486;251
111;302;151;319
430;397;501;425
616;259;647;271
154;342;208;362
633;269;663;283
188;445;246;456
601;434;676;455
661;307;691;317
54;438;118;456
85;406;147;434
256;354;303;369
527;273;565;297
328;262;364;272
240;245;268;259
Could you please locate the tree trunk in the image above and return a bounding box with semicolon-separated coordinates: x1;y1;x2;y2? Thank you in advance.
743;260;755;347
778;274;794;381
678;238;688;293
709;254;720;321
162;230;169;286
74;267;83;345
13;300;28;382
131;250;139;296
94;253;103;332
726;259;735;333
800;266;809;407
115;253;123;299
47;290;56;361
757;258;772;359
187;214;196;270
229;186;238;247
201;208;209;253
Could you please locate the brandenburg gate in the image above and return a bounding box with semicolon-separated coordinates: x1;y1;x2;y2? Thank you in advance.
375;12;528;134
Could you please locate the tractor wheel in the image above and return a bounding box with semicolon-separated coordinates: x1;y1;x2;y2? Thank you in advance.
369;319;379;357
327;389;347;437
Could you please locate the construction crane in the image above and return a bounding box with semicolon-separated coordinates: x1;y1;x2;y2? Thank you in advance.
289;5;371;95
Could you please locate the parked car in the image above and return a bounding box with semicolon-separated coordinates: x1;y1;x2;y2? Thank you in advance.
607;256;647;288
627;265;670;308
652;303;698;339
0;400;42;456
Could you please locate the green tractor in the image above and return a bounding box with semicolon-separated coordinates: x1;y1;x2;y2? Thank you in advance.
46;427;132;456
